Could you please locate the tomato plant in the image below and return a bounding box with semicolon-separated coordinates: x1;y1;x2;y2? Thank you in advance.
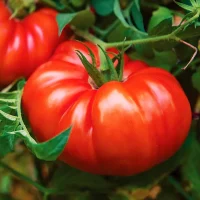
22;40;191;176
0;1;71;87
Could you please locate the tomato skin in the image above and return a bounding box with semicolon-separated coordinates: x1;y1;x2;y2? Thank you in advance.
0;1;71;87
50;40;130;66
22;40;192;176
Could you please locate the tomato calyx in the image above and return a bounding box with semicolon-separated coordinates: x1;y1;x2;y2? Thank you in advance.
7;0;36;19
76;44;124;88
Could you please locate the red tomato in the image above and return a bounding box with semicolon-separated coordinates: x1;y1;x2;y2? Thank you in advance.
0;1;72;87
22;40;192;176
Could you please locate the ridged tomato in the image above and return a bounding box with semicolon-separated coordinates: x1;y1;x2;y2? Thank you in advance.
0;1;71;87
22;40;191;176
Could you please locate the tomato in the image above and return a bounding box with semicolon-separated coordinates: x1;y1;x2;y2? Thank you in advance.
0;1;72;87
22;40;192;176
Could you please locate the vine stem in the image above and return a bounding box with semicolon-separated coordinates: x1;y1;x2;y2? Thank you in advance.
75;10;199;68
103;10;199;48
0;161;55;194
76;10;199;48
114;10;199;47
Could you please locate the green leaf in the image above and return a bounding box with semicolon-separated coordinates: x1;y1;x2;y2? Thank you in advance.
131;0;145;32
148;7;173;32
129;50;177;71
0;134;18;158
91;0;114;16
192;71;200;92
196;0;200;6
70;10;95;30
113;0;151;56
149;18;177;51
149;18;173;36
107;24;130;42
177;24;200;39
113;0;129;28
174;1;194;11
70;0;85;8
56;12;78;35
51;164;114;193
39;0;66;11
190;0;198;6
24;128;71;161
0;80;71;161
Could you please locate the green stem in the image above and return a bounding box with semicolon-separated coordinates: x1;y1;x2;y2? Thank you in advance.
104;10;199;48
77;10;199;49
0;161;49;193
74;28;107;48
17;87;37;144
168;176;193;200
172;11;199;36
104;34;178;48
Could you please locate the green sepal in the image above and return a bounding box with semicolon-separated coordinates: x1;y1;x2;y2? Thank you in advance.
115;43;131;81
76;50;106;88
98;45;119;81
173;1;194;11
190;0;198;7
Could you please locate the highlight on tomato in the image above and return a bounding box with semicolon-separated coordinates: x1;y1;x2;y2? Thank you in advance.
22;40;192;176
0;0;72;87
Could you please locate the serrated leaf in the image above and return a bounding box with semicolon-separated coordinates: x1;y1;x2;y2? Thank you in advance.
6;128;71;161
174;1;194;11
29;128;71;161
148;7;173;32
56;12;78;35
91;0;114;16
131;0;145;32
0;80;71;160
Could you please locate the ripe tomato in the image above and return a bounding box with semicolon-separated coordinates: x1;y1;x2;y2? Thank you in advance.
22;40;191;176
0;1;72;87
